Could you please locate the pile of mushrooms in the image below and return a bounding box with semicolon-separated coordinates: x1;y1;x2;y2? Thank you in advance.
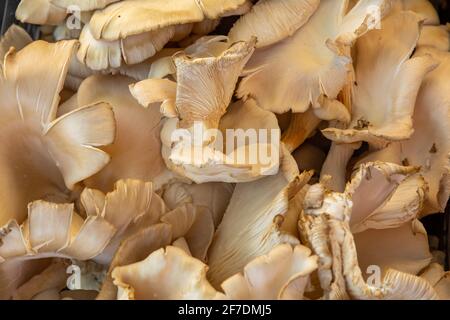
0;0;449;300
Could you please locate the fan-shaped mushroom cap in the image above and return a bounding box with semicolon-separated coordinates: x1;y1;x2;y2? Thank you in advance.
237;0;387;115
355;46;450;215
112;246;223;300
75;74;169;193
323;11;437;146
221;244;318;300
16;0;67;25
207;147;312;286
228;0;320;48
0;40;115;225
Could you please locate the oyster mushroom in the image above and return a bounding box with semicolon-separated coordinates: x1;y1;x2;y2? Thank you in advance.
228;0;320;48
0;39;115;225
66;74;170;192
354;46;450;215
207;146;312;286
237;0;387;115
323;11;437;146
133;37;281;183
299;162;436;299
78;0;250;70
16;0;67;25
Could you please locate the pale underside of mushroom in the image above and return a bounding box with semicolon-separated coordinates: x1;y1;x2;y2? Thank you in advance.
207;146;312;287
78;0;252;70
228;0;320;48
111;242;318;300
132;37;282;183
323;11;437;146
237;0;387;115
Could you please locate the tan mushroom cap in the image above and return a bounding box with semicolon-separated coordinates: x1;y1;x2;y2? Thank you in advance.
323;11;437;146
228;0;319;48
112;246;223;300
237;0;387;114
75;74;169;193
207;148;311;287
355;46;450;215
0;40;115;225
221;244;318;300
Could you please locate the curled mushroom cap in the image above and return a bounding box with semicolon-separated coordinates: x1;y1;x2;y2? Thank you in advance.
0;39;115;225
300;162;436;299
323;11;437;146
228;0;320;48
221;244;318;300
0;179;166;266
356;46;450;215
237;0;387;114
207;147;312;287
88;0;247;41
112;246;222;300
51;0;120;11
133;37;281;183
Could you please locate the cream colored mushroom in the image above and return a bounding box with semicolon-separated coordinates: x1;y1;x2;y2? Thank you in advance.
299;162;436;299
237;0;387;115
323;11;437;146
354;46;450;215
0;39;115;226
207;147;312;287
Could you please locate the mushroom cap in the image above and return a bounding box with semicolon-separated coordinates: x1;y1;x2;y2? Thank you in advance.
237;0;387;114
228;0;320;48
323;11;437;146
